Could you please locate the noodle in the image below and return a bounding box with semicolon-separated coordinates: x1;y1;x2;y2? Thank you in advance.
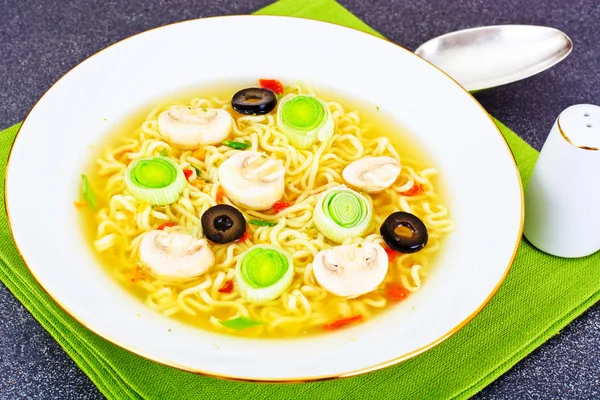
84;84;453;337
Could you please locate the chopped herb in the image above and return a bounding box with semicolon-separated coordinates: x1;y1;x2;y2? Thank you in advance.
81;174;98;211
376;106;380;111
261;155;267;159
222;140;251;150
191;165;202;176
103;117;107;121
168;329;172;332
248;219;277;227
202;108;208;112
219;317;265;331
159;149;169;157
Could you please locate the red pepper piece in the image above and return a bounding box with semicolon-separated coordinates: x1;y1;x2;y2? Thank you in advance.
259;79;284;94
272;201;292;213
323;315;364;331
400;183;424;196
384;247;401;262
157;221;177;230
126;266;144;283
218;280;234;294
216;187;225;202
384;283;409;301
237;231;251;242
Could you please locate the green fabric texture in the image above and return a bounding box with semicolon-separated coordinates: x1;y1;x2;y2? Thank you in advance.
1;0;599;399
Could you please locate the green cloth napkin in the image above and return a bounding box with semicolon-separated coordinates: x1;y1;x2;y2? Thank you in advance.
2;0;600;398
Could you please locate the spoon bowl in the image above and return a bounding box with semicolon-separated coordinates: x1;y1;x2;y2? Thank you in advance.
415;25;573;92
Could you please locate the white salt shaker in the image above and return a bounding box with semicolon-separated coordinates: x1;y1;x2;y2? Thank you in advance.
524;104;600;258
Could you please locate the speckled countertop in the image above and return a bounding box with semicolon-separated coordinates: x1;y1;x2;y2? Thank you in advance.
1;0;600;398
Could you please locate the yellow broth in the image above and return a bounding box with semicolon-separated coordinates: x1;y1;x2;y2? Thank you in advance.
78;82;452;338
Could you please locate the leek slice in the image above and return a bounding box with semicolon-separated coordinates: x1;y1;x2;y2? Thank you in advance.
124;156;186;206
235;244;294;303
313;186;373;243
276;94;334;149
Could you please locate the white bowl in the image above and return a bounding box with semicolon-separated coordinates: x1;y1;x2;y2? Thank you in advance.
5;16;523;381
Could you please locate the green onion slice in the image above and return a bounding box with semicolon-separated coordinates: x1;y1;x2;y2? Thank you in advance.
158;149;169;157
235;244;294;303
124;156;186;206
276;94;334;149
313;186;373;243
219;317;265;331
222;140;251;150
81;174;97;211
248;219;278;227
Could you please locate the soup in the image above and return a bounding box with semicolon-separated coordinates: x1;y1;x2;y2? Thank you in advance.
78;80;453;337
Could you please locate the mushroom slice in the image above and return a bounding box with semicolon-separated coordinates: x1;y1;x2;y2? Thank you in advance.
342;156;401;193
312;243;388;298
139;230;215;282
218;151;286;210
157;106;233;149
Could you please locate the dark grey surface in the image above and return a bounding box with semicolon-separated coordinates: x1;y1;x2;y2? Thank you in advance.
1;0;599;398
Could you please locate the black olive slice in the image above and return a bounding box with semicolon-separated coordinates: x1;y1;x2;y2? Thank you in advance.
201;204;246;244
380;212;428;253
231;88;277;115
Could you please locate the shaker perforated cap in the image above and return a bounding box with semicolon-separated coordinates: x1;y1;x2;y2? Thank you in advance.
557;104;600;150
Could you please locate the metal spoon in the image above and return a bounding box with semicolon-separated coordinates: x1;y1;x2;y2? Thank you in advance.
415;25;573;92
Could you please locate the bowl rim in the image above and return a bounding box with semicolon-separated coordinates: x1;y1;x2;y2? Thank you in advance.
4;14;525;383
